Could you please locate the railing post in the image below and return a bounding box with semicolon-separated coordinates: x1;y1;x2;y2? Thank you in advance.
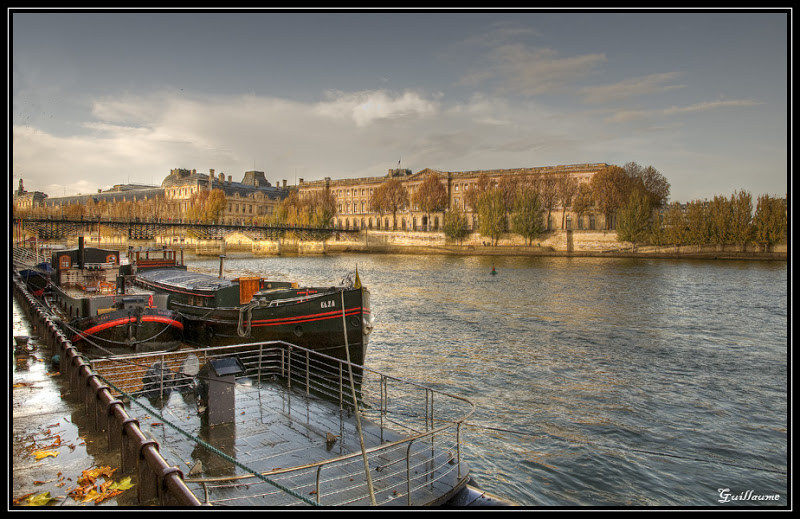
315;465;323;505
406;439;415;506
287;345;292;390
305;350;310;396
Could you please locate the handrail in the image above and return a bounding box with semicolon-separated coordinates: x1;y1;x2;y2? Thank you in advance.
90;340;476;506
12;272;203;506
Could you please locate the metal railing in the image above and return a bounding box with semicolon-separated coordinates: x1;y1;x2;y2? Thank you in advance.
90;342;476;506
12;272;203;506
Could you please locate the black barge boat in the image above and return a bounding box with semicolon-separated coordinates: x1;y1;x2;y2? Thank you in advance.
27;239;184;356
131;249;373;366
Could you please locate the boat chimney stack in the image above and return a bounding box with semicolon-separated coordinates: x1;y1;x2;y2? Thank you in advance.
78;236;85;269
219;254;226;279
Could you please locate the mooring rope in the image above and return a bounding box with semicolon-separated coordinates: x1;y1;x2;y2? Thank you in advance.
340;288;377;506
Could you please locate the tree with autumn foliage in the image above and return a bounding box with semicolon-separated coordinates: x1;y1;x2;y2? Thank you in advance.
272;188;336;228
684;200;710;252
185;189;227;224
412;172;449;231
511;184;545;245
589;165;633;230
555;173;579;229
443;206;470;244
661;201;688;251
616;188;652;251
623;162;670;210
370;178;408;230
532;174;559;230
477;188;506;246
728;190;753;251
305;187;337;228
753;194;787;252
572;183;594;228
463;172;491;212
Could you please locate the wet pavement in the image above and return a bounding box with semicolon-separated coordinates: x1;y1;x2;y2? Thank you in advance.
11;298;145;507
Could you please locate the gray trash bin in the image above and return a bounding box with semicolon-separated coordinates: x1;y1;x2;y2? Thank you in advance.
199;357;245;426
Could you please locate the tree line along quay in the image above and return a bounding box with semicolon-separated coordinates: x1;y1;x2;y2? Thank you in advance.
13;162;787;257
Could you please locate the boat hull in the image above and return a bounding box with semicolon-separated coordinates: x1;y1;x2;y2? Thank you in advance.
174;287;371;366
19;263;53;296
66;307;184;356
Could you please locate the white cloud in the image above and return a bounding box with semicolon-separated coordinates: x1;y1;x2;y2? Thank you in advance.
580;72;686;104
11;85;780;205
663;98;763;115
315;90;440;127
461;44;607;96
603;97;763;124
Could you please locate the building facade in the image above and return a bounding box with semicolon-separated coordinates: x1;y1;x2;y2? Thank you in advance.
16;169;291;224
298;163;608;231
161;168;289;224
14;162;608;230
13;179;48;211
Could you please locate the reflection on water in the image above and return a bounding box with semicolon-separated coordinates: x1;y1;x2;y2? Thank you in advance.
184;253;788;507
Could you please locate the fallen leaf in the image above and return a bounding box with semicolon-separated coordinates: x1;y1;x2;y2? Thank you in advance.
13;493;34;505
33;450;59;461
109;477;134;491
22;492;58;506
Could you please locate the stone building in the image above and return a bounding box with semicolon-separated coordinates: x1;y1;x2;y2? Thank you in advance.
15;162;609;230
21;169;290;223
161;168;289;224
298;163;609;231
12;179;48;212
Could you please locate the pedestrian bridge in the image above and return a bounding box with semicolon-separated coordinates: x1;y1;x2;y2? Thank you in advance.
14;217;357;241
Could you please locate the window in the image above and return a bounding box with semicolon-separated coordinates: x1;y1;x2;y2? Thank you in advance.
59;255;71;269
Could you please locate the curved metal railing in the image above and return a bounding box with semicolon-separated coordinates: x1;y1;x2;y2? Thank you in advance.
90;341;476;506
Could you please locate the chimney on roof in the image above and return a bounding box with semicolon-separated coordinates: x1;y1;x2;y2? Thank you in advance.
209;169;215;191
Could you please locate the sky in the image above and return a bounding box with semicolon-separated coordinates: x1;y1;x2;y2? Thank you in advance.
10;9;790;203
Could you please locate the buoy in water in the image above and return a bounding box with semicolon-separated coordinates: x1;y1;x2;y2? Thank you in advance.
491;266;497;275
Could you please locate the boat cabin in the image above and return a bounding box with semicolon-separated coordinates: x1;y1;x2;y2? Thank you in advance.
135;269;300;308
51;244;120;291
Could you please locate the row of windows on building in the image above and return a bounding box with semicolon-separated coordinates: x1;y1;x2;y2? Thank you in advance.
334;213;600;231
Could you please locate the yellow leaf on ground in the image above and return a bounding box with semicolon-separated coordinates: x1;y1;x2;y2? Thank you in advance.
109;477;134;491
32;450;59;461
23;492;58;506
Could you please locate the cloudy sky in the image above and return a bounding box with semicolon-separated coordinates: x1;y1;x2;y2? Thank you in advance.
11;9;789;203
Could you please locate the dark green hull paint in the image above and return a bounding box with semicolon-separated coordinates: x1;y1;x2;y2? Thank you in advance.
134;268;373;366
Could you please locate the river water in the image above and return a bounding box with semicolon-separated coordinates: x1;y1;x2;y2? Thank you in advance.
181;252;788;508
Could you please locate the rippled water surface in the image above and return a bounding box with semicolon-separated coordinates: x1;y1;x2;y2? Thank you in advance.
186;253;788;507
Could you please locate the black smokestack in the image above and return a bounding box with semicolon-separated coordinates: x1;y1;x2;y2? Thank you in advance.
78;237;85;268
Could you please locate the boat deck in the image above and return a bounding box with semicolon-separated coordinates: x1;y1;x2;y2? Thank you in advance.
90;343;473;507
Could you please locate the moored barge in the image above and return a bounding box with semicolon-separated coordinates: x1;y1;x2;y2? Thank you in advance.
131;249;374;366
27;239;184;356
